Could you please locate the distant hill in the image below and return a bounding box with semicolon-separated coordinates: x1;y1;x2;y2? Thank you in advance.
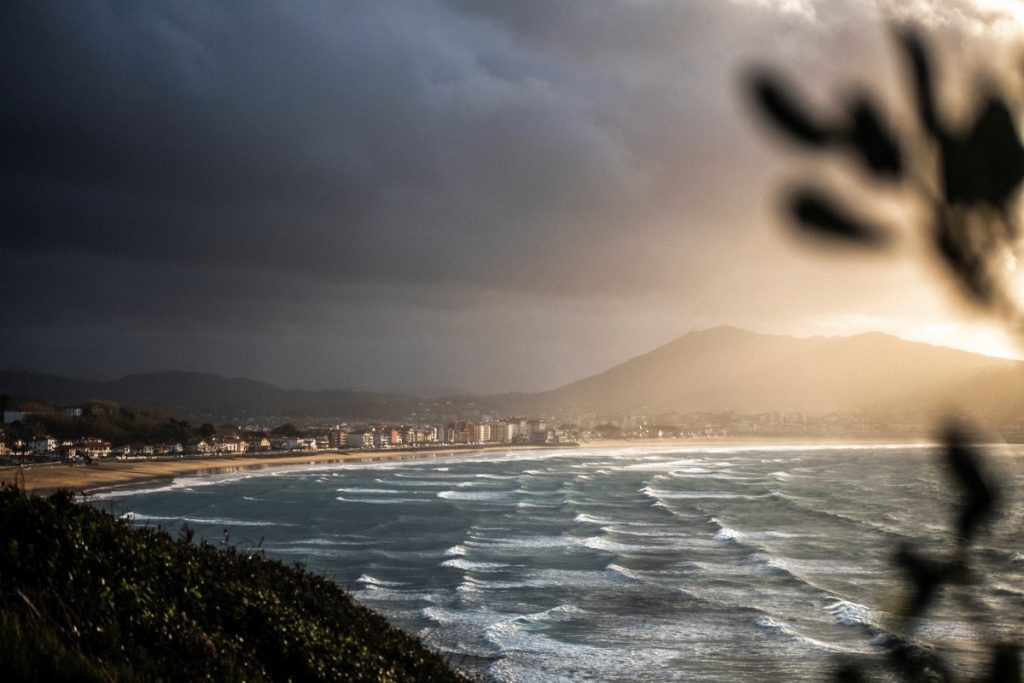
501;326;1024;417
0;370;423;421
4;327;1023;420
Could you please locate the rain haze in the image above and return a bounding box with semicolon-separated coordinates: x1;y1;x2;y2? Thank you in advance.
3;0;1023;393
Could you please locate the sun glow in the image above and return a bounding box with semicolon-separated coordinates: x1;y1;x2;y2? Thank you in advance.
911;323;1023;360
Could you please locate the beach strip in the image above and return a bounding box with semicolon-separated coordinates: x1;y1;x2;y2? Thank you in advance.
2;445;541;497
1;436;931;497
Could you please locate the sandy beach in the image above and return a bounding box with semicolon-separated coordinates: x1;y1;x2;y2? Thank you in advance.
1;446;528;497
2;435;933;497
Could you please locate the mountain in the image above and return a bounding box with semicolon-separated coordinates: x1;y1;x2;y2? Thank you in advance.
515;326;1024;416
3;327;1023;420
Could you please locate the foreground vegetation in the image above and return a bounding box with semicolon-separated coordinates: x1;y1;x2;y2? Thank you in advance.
0;485;467;682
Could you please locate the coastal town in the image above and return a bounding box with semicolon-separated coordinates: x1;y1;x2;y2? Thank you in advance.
0;397;982;466
0;407;580;463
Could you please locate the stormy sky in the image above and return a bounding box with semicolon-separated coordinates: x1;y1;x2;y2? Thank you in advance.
2;1;1023;393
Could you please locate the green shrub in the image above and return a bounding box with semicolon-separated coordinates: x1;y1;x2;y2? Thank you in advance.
0;485;467;682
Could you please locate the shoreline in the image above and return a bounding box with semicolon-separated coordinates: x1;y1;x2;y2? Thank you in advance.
0;435;943;497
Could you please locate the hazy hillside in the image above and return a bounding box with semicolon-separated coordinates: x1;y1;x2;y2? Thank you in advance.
3;327;1021;419
520;326;1022;415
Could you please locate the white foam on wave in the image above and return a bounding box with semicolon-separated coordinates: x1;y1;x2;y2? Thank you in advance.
259;546;349;558
710;442;932;455
391;471;466;480
335;495;425;504
668;472;766;483
279;536;376;547
612;528;720;551
516;501;563;510
772;492;909;538
483;608;679;682
438;489;513;502
354;585;435;603
460;567;633;592
714;525;743;544
754;614;787;635
601;522;687;537
336;487;404;495
376;478;452;488
418;605;513;660
573;513;615;525
92;470;264;499
709;518;800;546
582;536;665;554
518;603;588;624
127;512;294;527
605;562;645;581
615;458;701;473
754;615;868;654
445;544;467;557
642;484;771;502
823;597;877;627
456;479;511;489
464;534;581;551
689;560;759;576
441;558;511;571
756;555;868;576
356;574;407;588
989;583;1024;599
513;487;563;497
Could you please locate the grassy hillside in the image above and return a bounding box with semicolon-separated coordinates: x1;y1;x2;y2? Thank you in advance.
0;485;467;682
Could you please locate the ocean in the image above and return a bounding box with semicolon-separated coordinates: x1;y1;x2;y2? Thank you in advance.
92;444;1024;681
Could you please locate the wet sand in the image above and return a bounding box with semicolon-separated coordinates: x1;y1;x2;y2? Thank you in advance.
2;435;930;497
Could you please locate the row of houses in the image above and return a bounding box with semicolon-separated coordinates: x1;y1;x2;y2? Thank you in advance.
4;435;260;460
338;418;578;449
1;415;583;462
2;436;114;460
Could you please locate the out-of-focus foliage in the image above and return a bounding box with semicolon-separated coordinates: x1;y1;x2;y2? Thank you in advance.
746;27;1023;682
0;485;468;682
748;29;1024;331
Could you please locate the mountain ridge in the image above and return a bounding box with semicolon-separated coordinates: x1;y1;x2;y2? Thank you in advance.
519;326;1022;415
3;327;1022;419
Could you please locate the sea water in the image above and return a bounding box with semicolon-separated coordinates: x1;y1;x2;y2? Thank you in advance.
92;445;1024;681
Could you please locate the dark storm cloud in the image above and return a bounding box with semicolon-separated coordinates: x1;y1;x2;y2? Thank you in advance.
0;0;795;289
2;1;1017;391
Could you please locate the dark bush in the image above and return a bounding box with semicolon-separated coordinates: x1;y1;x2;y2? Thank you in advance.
0;485;468;682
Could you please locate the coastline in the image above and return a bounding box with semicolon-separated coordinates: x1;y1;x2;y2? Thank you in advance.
1;435;936;497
